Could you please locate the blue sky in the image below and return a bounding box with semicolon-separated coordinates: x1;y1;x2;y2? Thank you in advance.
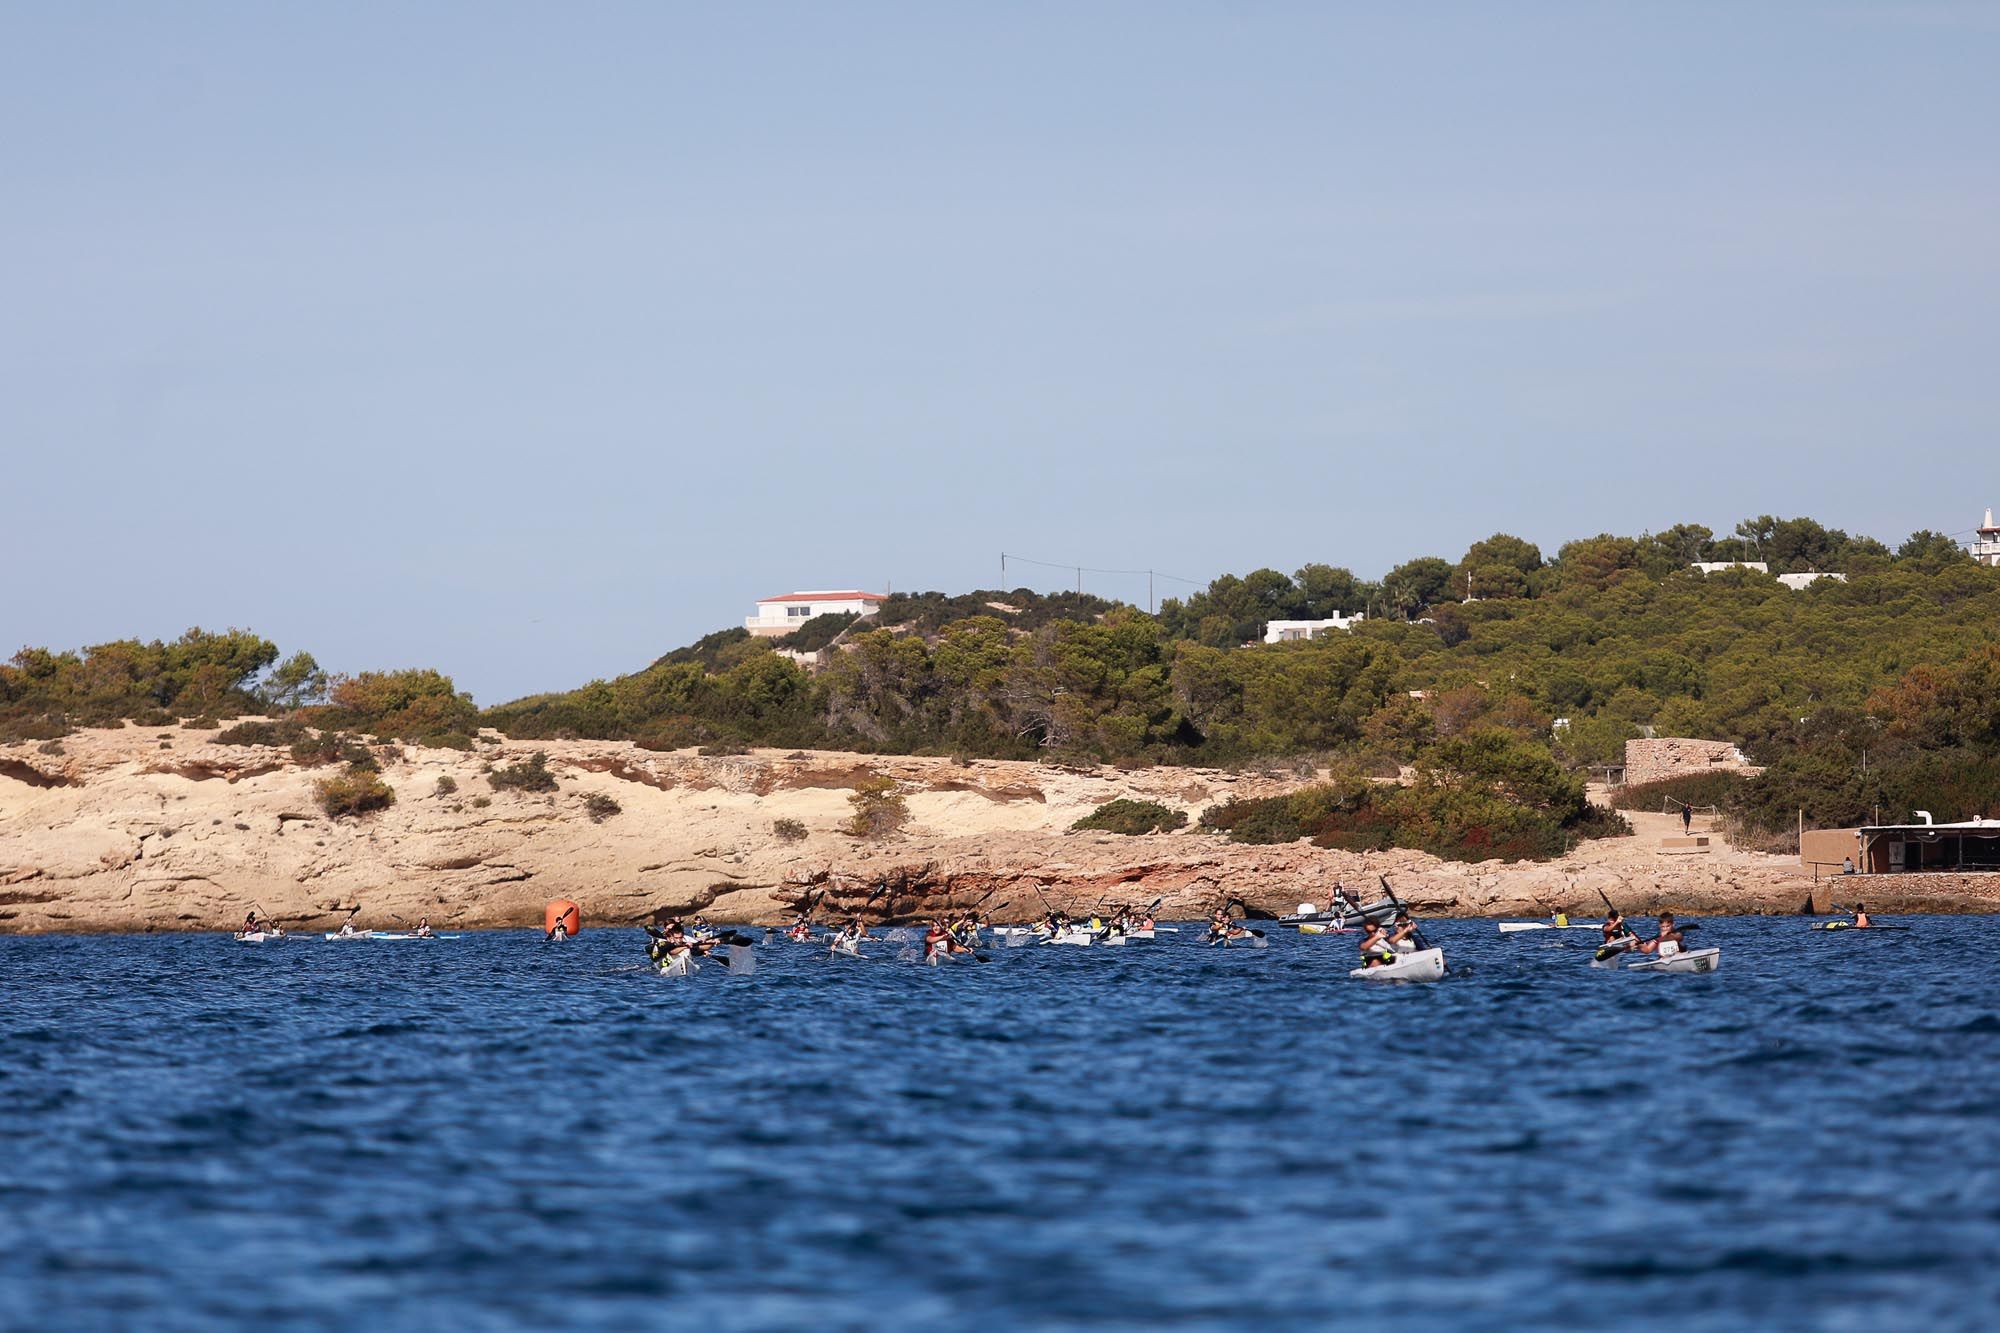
3;3;1995;702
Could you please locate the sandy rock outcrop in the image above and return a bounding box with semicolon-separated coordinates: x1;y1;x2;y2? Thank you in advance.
3;725;1994;933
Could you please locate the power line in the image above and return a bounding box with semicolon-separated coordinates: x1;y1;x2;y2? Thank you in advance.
1000;552;1208;614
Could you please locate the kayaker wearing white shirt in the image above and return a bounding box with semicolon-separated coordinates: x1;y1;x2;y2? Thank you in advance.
415;916;433;938
1636;912;1684;957
1358;919;1399;967
1387;911;1420;953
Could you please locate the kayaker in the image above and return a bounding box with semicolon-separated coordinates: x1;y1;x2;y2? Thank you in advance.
1358;919;1398;967
1387;910;1420;953
1637;912;1684;956
1600;909;1626;944
415;916;433;938
1852;903;1871;929
241;911;262;934
547;917;569;942
338;917;361;937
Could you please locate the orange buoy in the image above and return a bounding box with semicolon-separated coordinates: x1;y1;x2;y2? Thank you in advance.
545;899;581;939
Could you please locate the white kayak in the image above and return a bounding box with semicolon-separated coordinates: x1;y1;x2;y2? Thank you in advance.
1349;947;1445;982
323;930;377;941
1298;923;1353;936
233;931;286;944
371;932;461;941
1627;946;1721;974
1497;921;1601;933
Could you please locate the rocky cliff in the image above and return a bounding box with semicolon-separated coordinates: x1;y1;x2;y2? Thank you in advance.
3;725;1991;933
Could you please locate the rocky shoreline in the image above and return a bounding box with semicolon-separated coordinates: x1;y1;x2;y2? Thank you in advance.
5;725;1997;934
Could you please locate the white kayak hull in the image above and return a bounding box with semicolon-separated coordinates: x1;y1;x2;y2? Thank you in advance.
1628;947;1721;974
1297;923;1352;935
1497;921;1601;933
1349;947;1445;982
323;931;377;941
234;931;286;943
370;933;460;941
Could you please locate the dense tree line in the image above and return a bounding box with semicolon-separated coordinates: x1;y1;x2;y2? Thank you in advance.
11;515;2000;848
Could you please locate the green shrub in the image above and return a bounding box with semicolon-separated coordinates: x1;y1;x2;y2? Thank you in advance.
315;765;395;818
36;739;64;756
846;775;908;838
217;719;312;747
1071;799;1187;835
1611;772;1753;812
289;730;346;766
490;752;559;793
772;817;808;842
471;795;492;809
435;775;458;796
185;716;220;730
582;792;621;823
699;741;751;757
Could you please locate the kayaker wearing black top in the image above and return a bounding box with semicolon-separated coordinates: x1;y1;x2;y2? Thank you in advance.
1852;904;1870;929
241;911;261;934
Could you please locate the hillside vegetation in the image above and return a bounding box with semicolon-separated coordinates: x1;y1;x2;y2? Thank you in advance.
8;515;1999;855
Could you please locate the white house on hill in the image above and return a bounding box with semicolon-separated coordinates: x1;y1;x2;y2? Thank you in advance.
1263;613;1365;644
1974;509;2000;567
745;590;887;637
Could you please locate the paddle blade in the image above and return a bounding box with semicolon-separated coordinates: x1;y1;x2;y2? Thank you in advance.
725;945;756;975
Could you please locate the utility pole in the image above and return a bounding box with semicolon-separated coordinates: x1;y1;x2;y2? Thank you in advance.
1148;570;1155;615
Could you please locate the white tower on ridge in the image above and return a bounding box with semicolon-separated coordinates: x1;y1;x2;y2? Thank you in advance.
1974;509;2000;567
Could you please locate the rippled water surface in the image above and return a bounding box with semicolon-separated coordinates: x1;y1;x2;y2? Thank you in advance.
4;917;1999;1331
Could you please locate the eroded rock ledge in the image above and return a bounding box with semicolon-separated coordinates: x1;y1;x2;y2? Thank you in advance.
3;725;1992;933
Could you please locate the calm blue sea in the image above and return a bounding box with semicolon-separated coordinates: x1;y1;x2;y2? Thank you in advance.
3;917;1998;1332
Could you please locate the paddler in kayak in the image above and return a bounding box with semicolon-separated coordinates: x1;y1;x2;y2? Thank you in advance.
1634;912;1684;957
1358;918;1400;967
414;916;433;938
1387;910;1421;953
1851;903;1871;929
785;912;814;942
1600;908;1627;943
829;917;869;956
1206;908;1252;945
240;910;264;935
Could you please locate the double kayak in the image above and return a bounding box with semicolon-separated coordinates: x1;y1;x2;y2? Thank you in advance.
1348;947;1445;982
1626;947;1722;974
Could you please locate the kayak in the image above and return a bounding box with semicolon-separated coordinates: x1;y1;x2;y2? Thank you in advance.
1207;931;1267;948
1810;922;1910;932
1297;923;1352;935
233;930;286;943
323;931;377;941
1497;921;1600;933
1348;947;1445;982
370;932;461;941
1627;947;1721;974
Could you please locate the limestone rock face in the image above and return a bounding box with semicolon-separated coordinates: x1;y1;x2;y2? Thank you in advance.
2;726;1990;933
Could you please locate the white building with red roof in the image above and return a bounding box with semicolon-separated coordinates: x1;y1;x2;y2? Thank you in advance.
745;590;888;637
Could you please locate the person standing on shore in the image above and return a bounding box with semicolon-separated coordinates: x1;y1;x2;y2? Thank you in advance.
1681;803;1693;833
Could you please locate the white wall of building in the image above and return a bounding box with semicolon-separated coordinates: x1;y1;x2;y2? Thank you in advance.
1263;614;1364;644
745;592;885;636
